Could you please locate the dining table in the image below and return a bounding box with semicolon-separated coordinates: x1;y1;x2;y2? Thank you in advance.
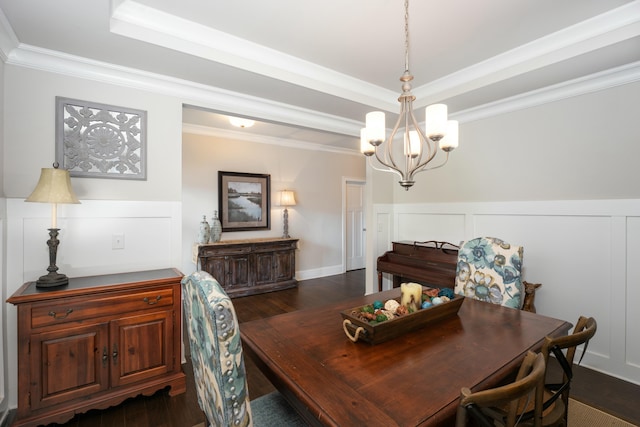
240;287;571;427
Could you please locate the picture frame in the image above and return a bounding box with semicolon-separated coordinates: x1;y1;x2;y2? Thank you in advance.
218;171;271;231
55;96;147;180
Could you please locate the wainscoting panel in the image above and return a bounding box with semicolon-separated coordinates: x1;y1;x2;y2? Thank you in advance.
472;213;613;361
14;201;180;280
396;212;466;244
626;217;640;371
371;200;640;386
4;198;182;410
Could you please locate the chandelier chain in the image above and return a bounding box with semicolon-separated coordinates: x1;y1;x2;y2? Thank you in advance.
404;0;410;72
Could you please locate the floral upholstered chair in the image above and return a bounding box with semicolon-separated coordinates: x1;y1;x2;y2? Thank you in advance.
454;237;524;309
182;271;307;427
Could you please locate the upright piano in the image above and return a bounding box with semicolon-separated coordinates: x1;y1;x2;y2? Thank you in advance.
376;240;459;292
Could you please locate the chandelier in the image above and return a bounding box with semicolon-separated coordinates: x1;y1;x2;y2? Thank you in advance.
361;0;459;190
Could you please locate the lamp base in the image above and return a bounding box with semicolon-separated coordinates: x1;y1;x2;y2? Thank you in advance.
36;271;69;288
36;228;69;288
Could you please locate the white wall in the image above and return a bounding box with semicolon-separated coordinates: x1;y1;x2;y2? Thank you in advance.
0;52;6;425
181;130;365;278
392;81;640;204
370;199;640;385
3;65;183;201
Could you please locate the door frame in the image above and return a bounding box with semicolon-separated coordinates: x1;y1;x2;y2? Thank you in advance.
342;177;366;272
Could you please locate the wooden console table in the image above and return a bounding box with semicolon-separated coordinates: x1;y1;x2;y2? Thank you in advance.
7;269;186;427
196;238;298;297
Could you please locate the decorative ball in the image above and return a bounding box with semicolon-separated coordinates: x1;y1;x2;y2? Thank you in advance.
384;299;400;312
380;310;395;320
373;300;384;310
432;297;444;305
438;288;455;299
421;301;433;309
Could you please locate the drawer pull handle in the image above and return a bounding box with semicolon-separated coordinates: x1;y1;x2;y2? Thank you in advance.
102;347;108;367
143;296;161;305
48;308;73;320
112;344;119;365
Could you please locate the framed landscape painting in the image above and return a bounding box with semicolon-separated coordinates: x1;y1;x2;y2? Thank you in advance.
218;171;271;231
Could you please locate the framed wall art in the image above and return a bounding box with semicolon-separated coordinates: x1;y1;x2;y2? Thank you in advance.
55;96;147;180
218;171;271;231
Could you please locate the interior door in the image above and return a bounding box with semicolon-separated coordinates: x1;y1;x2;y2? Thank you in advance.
346;181;365;270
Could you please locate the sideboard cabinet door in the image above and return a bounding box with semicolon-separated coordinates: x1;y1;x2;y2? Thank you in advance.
274;248;295;282
30;322;110;411
110;310;175;388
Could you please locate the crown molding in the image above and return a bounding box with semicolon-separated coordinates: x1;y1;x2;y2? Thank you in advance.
110;0;397;111
413;0;640;107
5;43;363;137
0;7;18;62
110;0;640;114
453;60;640;123
2;35;639;136
182;123;360;156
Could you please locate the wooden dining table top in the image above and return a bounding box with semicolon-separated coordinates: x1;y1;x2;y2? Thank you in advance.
240;288;571;427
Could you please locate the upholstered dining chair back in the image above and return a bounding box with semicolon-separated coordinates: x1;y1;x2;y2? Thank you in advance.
456;351;545;427
182;271;253;426
455;237;524;309
182;271;307;427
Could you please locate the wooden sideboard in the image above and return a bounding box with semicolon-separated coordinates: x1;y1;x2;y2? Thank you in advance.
7;269;186;427
196;238;298;297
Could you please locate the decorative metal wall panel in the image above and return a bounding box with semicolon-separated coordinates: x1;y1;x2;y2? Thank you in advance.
55;97;147;180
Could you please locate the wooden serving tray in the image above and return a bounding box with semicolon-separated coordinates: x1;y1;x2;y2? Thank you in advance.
341;291;464;345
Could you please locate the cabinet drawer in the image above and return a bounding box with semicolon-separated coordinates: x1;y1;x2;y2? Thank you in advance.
31;288;174;328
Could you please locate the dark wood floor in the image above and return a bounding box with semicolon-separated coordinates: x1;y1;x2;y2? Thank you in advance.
14;269;640;427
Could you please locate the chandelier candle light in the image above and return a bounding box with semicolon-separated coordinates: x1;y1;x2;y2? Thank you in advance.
361;0;459;190
26;163;80;288
279;190;296;239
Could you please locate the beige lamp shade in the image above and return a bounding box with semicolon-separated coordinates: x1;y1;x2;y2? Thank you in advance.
279;190;296;207
26;167;80;204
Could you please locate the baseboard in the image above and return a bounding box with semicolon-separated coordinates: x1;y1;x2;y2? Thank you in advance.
296;264;343;281
1;408;15;427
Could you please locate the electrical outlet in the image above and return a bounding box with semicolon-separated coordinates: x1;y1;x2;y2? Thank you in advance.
112;234;125;249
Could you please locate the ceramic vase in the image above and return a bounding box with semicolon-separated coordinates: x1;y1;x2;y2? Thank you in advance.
210;210;222;243
198;215;210;244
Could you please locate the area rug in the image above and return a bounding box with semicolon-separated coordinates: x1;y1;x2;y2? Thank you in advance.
191;398;638;427
568;398;638;427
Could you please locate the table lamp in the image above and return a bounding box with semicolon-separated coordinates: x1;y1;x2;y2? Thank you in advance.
26;163;80;288
279;190;296;238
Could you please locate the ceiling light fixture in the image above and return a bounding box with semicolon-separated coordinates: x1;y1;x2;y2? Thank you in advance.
229;116;256;128
361;0;459;190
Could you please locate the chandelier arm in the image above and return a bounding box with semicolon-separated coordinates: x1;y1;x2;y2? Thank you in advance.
367;156;404;179
376;109;408;177
409;152;450;180
413;129;439;170
404;99;424;167
373;145;406;179
407;107;434;164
